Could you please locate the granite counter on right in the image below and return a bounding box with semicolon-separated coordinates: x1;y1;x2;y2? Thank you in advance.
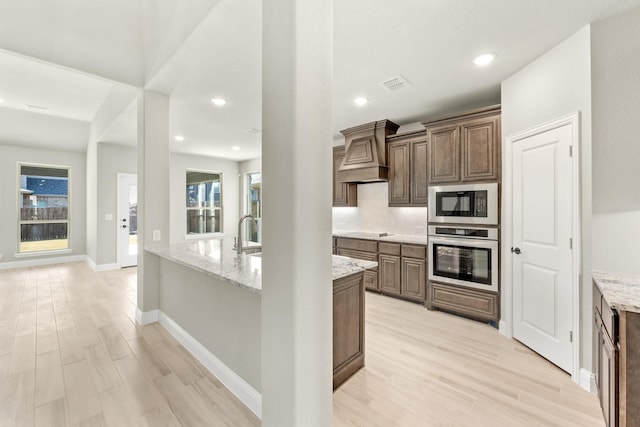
592;270;640;426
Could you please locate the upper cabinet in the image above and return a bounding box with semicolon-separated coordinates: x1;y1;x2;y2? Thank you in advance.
387;130;428;207
423;105;501;185
333;146;357;207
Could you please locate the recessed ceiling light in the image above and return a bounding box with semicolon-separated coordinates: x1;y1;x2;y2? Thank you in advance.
473;53;496;66
174;135;185;142
211;98;227;106
0;99;4;103
232;146;241;151
354;97;368;106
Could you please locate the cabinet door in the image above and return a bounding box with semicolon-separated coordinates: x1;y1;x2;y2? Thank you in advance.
333;146;357;207
410;140;428;205
600;330;618;427
388;141;410;206
427;125;460;184
401;257;426;301
461;115;500;182
379;254;401;295
364;270;379;291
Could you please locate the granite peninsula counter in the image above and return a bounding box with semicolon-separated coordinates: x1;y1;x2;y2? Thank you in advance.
146;237;377;294
145;237;376;393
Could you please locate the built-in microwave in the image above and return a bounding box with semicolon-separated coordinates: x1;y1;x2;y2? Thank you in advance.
428;183;498;225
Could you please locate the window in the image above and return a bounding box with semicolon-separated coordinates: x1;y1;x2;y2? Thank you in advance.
245;172;261;243
18;164;70;253
186;170;222;234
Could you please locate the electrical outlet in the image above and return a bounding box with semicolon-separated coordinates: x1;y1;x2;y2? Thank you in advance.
153;230;161;241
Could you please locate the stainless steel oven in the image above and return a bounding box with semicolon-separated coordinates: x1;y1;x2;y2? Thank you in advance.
428;225;498;292
428;183;498;225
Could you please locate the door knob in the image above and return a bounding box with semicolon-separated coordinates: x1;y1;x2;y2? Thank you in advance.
122;225;128;229
511;247;521;254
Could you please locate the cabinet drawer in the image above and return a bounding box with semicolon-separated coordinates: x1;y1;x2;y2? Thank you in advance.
429;282;498;321
336;248;378;264
336;238;378;253
364;270;378;291
601;298;618;342
401;244;426;259
379;242;401;255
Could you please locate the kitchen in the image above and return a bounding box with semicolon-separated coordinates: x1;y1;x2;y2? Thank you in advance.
0;1;639;426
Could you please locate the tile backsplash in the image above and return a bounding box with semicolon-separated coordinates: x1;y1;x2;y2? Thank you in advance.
332;182;428;235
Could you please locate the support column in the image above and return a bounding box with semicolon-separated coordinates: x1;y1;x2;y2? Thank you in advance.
136;90;171;319
262;0;333;425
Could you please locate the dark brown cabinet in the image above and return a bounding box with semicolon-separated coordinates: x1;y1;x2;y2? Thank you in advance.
387;131;428;207
335;238;378;291
428;281;499;322
379;254;401;294
593;280;640;427
378;242;427;302
333;271;365;390
423;105;501;185
333;146;357;207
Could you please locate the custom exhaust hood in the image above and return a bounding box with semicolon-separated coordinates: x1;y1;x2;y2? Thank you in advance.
337;119;400;183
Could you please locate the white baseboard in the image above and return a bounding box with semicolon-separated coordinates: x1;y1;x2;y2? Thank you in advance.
0;254;87;270
498;319;511;338
580;368;596;393
86;257;120;272
135;308;159;325
158;311;262;418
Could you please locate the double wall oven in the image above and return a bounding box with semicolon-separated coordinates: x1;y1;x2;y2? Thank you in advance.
427;183;499;293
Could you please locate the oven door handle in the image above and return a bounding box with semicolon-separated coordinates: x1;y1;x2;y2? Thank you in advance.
428;236;498;249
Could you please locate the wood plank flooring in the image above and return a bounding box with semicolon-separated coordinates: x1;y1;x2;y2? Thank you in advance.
0;262;260;427
333;292;604;427
0;262;603;426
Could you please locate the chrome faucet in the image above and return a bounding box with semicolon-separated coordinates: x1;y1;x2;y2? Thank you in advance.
236;214;257;254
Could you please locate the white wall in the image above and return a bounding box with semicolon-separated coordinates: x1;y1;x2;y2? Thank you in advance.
501;26;593;370
169;152;240;244
332;182;428;235
591;8;640;275
0;144;86;263
96;143;137;265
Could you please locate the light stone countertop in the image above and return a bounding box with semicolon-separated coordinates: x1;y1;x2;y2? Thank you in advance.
146;238;377;294
593;270;640;314
333;231;429;245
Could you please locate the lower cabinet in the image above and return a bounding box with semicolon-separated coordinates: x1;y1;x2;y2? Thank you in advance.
335;238;379;291
593;280;640;427
378;242;427;302
428;281;499;322
333;271;365;390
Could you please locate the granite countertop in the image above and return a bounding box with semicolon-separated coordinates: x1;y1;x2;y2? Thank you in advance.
333;231;429;245
593;270;640;313
146;238;377;294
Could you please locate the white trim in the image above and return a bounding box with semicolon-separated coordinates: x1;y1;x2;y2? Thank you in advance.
14;248;73;258
580;368;596;393
117;173;138;269
158;311;262;418
0;254;86;270
86;258;120;273
502;112;582;384
135;308;159;325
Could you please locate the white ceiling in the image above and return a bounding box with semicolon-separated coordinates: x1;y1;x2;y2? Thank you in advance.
1;0;640;160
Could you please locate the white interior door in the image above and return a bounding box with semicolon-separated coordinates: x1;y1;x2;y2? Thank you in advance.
512;123;574;373
118;174;138;268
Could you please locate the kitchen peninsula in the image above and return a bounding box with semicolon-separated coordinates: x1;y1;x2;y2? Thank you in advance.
146;237;376;399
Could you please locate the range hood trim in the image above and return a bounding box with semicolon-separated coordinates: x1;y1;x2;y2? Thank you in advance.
338;119;400;183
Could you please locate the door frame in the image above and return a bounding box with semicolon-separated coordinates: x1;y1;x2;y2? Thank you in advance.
117;173;137;268
500;112;581;384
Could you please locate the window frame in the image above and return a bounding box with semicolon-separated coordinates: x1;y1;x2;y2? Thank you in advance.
185;168;224;238
16;162;72;255
244;171;262;244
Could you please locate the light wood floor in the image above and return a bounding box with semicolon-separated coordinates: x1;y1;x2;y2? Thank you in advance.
334;292;604;427
0;262;260;426
0;262;604;426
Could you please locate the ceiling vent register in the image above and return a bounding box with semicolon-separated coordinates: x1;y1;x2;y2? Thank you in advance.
380;75;412;92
